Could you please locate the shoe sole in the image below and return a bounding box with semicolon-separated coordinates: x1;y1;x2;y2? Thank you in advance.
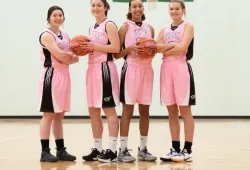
40;159;58;162
82;158;98;161
118;159;136;163
138;156;157;162
171;158;192;162
160;157;172;162
98;158;118;163
58;158;76;161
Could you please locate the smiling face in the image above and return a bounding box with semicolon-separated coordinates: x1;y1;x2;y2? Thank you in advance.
169;1;185;21
48;9;64;27
129;0;144;21
91;0;107;17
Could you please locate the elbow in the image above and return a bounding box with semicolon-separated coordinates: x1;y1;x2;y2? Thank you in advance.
114;54;119;59
114;46;120;53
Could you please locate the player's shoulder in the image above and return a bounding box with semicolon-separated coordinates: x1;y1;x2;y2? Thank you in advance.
184;21;194;29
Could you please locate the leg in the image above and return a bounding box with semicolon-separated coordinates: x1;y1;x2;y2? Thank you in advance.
138;104;149;137
118;104;136;163
179;106;194;151
103;107;119;138
52;112;64;141
171;62;195;162
137;104;157;162
167;104;181;152
82;107;103;161
98;107;119;163
40;112;58;162
52;112;76;161
120;104;134;146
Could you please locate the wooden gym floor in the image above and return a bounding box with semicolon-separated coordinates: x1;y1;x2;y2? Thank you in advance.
0;119;250;170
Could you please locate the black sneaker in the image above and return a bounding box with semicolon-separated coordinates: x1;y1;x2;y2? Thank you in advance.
56;147;76;161
40;148;58;162
82;148;103;161
98;149;118;163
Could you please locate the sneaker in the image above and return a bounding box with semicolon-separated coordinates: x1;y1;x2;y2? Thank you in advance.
160;148;179;162
40;148;58;162
118;147;136;163
98;149;118;163
56;147;76;161
82;148;103;161
137;147;157;162
171;149;192;162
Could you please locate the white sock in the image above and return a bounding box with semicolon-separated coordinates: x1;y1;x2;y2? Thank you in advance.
120;136;128;151
109;137;117;153
94;138;102;152
140;136;148;150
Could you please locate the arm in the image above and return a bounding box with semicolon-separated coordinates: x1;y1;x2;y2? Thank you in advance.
114;23;145;59
41;32;78;64
93;22;120;53
149;24;155;39
114;24;130;59
163;23;194;55
156;27;175;53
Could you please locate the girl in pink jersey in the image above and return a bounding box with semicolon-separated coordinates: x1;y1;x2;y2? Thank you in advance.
81;0;120;163
38;6;78;162
157;0;195;162
114;0;157;162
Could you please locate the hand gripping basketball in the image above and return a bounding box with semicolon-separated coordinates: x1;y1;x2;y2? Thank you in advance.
136;37;157;58
69;35;90;56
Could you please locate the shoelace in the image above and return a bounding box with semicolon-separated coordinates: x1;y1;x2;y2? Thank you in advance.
142;147;152;155
123;148;132;156
167;148;176;156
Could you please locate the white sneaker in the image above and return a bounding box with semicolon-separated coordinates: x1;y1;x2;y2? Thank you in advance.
171;149;192;162
160;148;179;162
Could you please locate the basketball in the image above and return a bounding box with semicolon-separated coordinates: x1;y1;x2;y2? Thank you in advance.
136;37;157;58
69;35;90;56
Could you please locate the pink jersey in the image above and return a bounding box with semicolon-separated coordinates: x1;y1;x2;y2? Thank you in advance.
88;18;114;64
124;20;153;64
39;28;70;69
162;21;188;62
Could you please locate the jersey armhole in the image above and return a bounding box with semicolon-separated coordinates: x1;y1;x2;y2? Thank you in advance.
105;21;118;33
39;31;56;48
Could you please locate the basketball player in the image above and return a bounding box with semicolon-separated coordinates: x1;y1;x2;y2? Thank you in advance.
38;6;78;162
114;0;157;163
156;0;195;162
81;0;120;163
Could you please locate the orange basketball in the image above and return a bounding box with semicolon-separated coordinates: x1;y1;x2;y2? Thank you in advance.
136;37;157;58
70;35;90;56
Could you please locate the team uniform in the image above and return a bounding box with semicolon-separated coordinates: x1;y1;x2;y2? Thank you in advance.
120;20;154;105
118;20;157;163
160;21;195;163
86;18;120;108
160;21;195;106
38;28;71;113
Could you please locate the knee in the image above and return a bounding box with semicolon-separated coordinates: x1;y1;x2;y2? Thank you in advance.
139;105;150;119
169;112;179;121
89;110;101;119
139;112;149;120
43;113;55;122
122;105;134;118
53;113;64;122
179;107;192;120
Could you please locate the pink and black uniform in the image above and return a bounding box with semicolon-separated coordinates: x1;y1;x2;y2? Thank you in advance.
160;21;195;106
120;20;154;105
86;18;120;108
38;28;71;113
